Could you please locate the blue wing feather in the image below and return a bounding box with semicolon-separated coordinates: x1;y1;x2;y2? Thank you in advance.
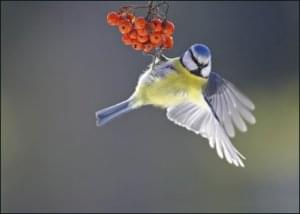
204;72;223;97
204;72;256;138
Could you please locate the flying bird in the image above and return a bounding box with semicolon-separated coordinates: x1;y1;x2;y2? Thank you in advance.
96;44;256;167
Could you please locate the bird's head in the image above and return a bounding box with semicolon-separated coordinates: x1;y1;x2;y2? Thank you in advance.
180;43;212;78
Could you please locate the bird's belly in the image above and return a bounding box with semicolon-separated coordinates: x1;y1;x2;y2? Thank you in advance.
136;79;188;108
134;69;207;108
146;89;185;107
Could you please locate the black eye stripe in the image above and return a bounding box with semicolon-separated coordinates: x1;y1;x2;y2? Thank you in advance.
188;48;209;69
188;48;201;68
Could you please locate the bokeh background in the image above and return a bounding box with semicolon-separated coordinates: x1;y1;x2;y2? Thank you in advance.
1;1;299;213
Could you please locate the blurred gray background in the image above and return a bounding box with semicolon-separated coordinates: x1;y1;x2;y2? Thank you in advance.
1;1;299;213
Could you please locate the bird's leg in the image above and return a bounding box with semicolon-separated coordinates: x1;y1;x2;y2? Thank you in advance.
151;55;157;70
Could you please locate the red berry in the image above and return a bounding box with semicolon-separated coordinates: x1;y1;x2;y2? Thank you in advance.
150;19;163;32
150;32;162;45
137;34;149;43
129;30;137;40
106;11;120;26
162;35;174;48
134;17;146;30
137;28;149;36
143;43;154;53
132;41;144;51
118;19;132;34
163;20;175;35
122;33;132;46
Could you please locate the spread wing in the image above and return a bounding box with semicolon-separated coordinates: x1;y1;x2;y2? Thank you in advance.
166;101;246;167
204;72;256;138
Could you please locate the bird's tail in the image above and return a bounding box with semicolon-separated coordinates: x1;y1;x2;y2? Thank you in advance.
95;97;137;126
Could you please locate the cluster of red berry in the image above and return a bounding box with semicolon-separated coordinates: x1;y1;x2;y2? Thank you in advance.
107;9;175;53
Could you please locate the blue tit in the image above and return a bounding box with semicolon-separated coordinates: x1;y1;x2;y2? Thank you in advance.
96;44;256;167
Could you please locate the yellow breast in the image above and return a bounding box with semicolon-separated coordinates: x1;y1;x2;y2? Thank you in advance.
134;59;208;108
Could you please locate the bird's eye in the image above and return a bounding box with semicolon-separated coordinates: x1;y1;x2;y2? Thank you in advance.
199;63;208;69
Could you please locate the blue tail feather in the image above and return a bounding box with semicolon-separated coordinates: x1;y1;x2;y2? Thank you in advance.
96;98;134;126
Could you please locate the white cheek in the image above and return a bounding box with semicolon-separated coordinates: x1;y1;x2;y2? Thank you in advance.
182;51;198;70
201;64;211;77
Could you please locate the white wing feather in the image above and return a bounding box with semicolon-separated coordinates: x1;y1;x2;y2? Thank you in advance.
204;73;256;138
166;102;245;167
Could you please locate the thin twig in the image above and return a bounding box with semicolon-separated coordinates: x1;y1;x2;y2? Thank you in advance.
129;0;170;70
